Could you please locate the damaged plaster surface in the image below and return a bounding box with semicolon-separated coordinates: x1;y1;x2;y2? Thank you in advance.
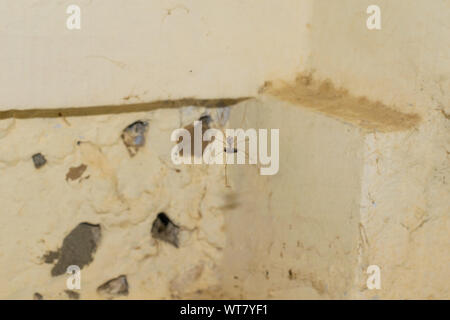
0;0;448;301
0;106;234;299
0;78;448;299
254;75;448;299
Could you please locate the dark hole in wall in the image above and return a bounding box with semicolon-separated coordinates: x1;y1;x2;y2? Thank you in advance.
121;120;149;157
151;213;180;248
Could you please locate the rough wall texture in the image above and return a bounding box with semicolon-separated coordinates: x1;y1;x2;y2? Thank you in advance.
307;0;450;299
0;108;231;299
0;0;448;299
0;93;447;300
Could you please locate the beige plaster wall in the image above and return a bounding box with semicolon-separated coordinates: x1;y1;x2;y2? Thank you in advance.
0;0;311;109
0;0;448;299
221;96;365;299
307;0;449;299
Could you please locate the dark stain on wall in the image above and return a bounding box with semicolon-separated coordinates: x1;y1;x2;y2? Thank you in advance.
49;222;101;277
